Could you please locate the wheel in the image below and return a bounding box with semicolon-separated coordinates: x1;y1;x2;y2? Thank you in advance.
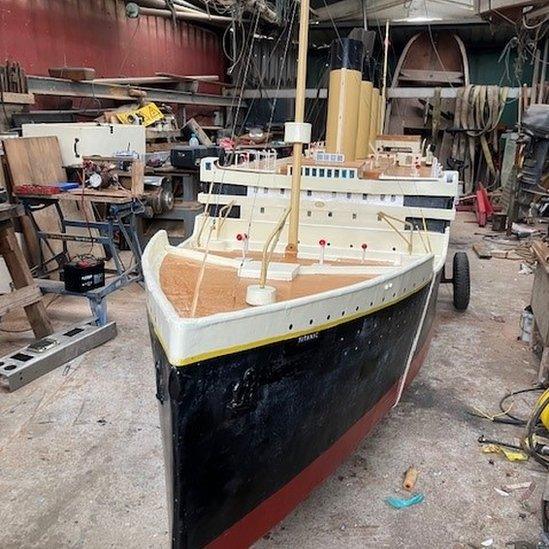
452;252;470;311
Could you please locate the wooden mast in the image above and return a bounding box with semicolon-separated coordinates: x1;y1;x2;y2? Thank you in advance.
380;21;389;134
285;0;311;256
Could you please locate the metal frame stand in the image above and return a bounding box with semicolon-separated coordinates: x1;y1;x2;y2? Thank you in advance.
20;197;144;325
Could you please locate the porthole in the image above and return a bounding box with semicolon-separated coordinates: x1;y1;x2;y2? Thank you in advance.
341;311;345;316
327;314;331;320
328;212;333;217
309;319;313;325
350;244;354;248
392;247;396;251
355;306;359;311
260;207;265;213
370;301;373;306
307;211;312;217
289;324;293;330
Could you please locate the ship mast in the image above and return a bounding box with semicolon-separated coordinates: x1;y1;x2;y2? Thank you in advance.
285;0;311;256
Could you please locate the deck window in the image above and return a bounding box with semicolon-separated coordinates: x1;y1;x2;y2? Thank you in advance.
312;168;317;176
349;170;356;178
319;168;325;177
334;169;340;177
307;189;312;196
304;167;310;176
341;169;347;178
205;162;212;170
327;169;332;177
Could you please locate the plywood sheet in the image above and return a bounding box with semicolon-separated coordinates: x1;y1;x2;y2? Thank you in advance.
3;136;65;188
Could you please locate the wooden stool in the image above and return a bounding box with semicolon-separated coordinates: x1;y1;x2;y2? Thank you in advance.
0;203;53;338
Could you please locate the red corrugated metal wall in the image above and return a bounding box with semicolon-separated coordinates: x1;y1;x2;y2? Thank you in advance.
0;0;225;78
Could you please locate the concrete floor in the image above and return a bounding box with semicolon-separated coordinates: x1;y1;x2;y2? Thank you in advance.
0;212;546;548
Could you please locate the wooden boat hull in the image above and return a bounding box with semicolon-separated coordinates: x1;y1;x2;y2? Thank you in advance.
149;272;440;548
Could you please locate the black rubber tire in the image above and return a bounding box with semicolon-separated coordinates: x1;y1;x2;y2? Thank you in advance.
452;252;470;311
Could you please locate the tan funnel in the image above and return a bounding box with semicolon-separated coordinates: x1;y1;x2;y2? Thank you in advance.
325;38;364;162
369;87;380;153
355;59;373;160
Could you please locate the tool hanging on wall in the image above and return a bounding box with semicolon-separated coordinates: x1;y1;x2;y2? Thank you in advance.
451;84;509;193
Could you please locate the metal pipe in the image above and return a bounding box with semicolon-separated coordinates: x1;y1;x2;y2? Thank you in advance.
136;0;206;12
138;6;233;23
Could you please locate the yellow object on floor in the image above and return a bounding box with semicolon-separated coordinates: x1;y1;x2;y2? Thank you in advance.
481;444;529;462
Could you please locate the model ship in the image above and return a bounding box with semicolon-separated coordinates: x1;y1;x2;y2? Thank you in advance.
143;6;469;547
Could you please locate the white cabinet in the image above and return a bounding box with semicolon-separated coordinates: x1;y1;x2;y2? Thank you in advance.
22;123;146;166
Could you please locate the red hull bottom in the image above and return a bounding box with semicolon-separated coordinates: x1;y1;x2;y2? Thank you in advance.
208;328;434;548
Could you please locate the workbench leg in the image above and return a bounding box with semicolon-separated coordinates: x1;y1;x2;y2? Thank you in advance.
0;222;53;338
90;298;108;327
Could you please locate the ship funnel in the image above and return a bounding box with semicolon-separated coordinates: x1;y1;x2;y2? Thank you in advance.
355;58;373;160
325;38;364;162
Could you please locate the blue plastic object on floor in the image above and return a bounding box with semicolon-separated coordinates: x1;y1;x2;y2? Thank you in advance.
385;493;425;509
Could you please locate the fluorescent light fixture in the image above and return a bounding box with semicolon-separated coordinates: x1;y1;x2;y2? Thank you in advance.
393;16;444;22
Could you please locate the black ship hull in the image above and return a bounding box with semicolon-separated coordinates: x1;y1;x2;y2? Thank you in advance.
150;274;439;548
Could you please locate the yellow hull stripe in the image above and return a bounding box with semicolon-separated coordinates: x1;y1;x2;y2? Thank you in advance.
152;279;431;368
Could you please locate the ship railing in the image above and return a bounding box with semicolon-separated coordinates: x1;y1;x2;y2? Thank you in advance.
260;208;291;288
376;211;432;255
230;149;278;173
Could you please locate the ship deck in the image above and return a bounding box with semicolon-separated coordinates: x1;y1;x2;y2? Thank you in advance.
159;252;383;318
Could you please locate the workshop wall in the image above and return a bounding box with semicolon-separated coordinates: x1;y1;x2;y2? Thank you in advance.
0;0;225;79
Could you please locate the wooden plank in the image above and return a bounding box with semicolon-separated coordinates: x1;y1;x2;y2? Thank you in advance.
532;261;549;344
93;76;177;85
473;242;492;259
0;203;24;222
0;285;43;316
399;69;464;84
156;72;232;87
0;221;53;337
3;136;66;188
0;92;35;105
185;118;213;146
48;67;96;81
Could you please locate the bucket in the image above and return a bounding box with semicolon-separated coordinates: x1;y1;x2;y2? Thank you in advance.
519;305;534;342
491;213;507;232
